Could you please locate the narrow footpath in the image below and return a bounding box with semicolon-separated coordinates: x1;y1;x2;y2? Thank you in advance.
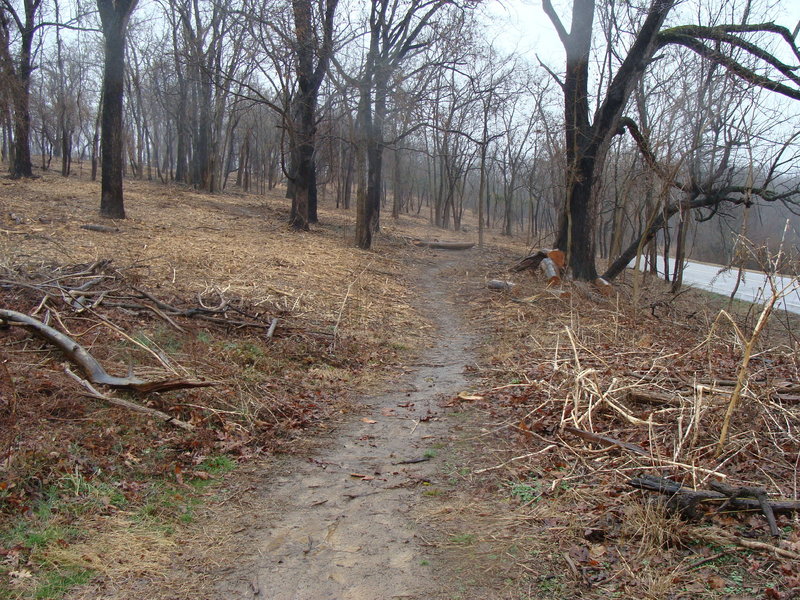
218;253;477;599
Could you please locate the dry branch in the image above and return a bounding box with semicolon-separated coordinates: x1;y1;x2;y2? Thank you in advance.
64;368;194;430
0;309;215;393
563;425;649;456
628;474;800;513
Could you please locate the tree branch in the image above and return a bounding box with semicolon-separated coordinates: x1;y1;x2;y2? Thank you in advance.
658;32;800;100
541;0;569;47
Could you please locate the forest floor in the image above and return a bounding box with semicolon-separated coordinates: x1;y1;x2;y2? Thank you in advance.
1;170;800;599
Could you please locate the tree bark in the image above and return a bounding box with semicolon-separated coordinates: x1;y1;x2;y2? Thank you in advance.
0;0;39;178
287;0;337;230
98;0;137;219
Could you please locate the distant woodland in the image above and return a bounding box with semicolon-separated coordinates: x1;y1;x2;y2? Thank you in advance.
1;0;799;278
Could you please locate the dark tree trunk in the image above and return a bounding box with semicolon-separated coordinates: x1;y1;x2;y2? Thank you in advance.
287;0;337;230
60;129;71;176
670;212;688;293
173;40;188;183
0;1;39;179
545;0;674;280
98;0;137;219
365;79;387;234
287;90;316;229
288;94;315;230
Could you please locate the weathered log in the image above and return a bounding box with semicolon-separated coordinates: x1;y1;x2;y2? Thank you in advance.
0;309;215;392
628;474;800;513
711;481;779;536
412;240;475;250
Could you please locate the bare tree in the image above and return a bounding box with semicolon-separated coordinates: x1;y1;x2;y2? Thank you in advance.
286;0;338;229
0;0;42;177
351;0;464;249
542;0;800;281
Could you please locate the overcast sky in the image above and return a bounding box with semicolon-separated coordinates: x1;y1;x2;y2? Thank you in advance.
484;0;800;68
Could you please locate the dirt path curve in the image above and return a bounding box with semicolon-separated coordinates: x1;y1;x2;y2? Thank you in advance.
218;252;476;599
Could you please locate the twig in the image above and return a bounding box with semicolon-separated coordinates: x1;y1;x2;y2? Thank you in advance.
564;426;649;456
266;317;279;340
473;446;558;474
697;531;800;561
332;261;373;348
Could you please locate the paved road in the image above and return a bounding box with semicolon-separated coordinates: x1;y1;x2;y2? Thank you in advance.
640;258;800;315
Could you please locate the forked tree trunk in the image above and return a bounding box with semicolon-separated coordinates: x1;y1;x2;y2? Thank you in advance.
545;0;673;280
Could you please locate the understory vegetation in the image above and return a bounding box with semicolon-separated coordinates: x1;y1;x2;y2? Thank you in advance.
0;172;424;598
1;170;799;599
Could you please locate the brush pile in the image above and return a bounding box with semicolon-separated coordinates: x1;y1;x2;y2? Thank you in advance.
456;271;800;597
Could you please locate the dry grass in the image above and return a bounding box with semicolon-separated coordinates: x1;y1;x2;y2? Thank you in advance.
0;169;467;599
417;258;800;598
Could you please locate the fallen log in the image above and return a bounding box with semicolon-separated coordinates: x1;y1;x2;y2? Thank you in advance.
628;474;800;513
0;309;215;393
411;239;475;250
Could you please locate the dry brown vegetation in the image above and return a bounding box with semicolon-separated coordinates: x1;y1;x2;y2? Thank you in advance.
422;260;800;599
0;170;442;598
2;169;800;599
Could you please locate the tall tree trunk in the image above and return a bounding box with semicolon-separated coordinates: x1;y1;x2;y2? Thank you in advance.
355;86;373;248
288;93;315;230
8;27;33;177
98;0;137;219
288;0;337;229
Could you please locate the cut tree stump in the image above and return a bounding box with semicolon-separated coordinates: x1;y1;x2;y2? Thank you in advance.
512;249;564;285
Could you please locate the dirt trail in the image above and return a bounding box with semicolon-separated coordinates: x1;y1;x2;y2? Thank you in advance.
218;253;476;599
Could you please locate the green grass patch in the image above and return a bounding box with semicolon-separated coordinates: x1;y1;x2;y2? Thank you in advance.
505;480;541;504
33;566;94;599
1;456;235;599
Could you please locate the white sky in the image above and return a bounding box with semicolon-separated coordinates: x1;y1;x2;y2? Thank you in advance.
484;0;800;68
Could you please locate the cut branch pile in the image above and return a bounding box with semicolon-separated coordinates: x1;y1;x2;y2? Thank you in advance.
462;263;800;593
